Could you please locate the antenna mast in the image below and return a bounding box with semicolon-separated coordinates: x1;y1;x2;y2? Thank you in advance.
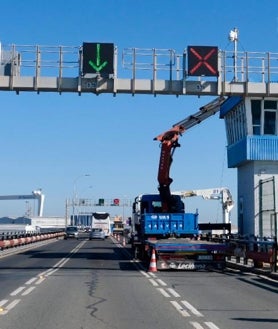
229;27;239;82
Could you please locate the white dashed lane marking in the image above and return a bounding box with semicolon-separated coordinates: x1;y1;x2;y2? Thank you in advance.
156;279;167;286
21;286;36;296
10;287;25;296
0;299;21;315
157;287;181;298
170;300;190;317
149;278;159;286
190;322;221;329
181;300;203;317
25;277;37;285
166;288;180;297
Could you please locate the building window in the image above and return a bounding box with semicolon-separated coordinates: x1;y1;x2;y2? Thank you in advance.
251;100;261;135
224;101;246;145
264;111;276;134
251;99;277;135
263;100;276;135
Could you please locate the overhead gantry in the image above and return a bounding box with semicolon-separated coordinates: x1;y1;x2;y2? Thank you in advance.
1;40;278;97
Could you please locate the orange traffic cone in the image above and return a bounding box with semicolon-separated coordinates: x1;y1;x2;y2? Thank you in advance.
148;249;157;272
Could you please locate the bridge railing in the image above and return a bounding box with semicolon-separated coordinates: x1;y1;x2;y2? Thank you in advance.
194;233;277;272
225;237;277;272
2;43;278;84
221;50;278;83
1;44;80;78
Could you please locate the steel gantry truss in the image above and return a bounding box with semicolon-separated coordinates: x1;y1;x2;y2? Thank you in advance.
1;43;278;96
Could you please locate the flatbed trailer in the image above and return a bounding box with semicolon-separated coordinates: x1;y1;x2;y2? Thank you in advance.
145;238;228;270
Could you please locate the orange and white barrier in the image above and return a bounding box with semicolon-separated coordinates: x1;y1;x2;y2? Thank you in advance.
0;232;64;251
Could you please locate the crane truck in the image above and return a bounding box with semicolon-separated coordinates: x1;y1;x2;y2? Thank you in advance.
131;96;233;270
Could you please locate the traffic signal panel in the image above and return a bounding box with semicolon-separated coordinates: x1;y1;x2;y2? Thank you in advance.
98;198;105;206
113;198;120;206
82;42;114;76
187;46;218;76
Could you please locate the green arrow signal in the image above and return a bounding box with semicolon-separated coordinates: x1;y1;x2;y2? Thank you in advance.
88;44;108;72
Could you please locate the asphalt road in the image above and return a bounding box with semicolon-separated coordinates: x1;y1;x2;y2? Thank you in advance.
0;234;277;329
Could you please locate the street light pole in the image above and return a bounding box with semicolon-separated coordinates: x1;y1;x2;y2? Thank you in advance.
72;174;90;225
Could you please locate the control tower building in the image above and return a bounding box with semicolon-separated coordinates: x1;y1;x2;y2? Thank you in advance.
220;96;278;238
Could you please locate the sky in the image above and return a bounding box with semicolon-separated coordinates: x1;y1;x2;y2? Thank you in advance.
0;0;278;225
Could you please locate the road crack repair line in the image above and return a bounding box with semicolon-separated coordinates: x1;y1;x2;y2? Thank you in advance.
0;241;86;316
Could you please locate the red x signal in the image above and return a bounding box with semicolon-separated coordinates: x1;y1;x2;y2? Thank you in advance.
187;46;218;77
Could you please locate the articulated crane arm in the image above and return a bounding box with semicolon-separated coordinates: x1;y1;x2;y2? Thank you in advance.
173;188;234;224
154;96;226;213
154;125;185;212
